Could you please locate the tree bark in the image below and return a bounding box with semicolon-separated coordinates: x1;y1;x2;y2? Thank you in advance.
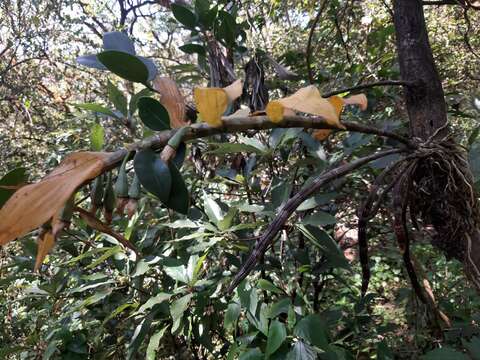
393;0;447;140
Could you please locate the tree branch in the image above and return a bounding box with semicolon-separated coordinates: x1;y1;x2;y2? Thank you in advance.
306;0;329;84
99;115;414;175
322;80;415;98
227;148;404;293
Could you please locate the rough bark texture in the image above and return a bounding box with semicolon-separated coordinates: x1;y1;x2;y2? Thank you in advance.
393;0;448;140
393;0;480;291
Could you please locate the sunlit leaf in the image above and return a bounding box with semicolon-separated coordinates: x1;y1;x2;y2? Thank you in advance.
152;77;188;128
90;123;105;151
0;152;111;245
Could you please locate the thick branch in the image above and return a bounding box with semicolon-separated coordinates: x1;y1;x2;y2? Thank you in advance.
227;148;404;293
100;115;414;175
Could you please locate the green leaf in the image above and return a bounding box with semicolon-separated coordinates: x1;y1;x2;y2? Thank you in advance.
171;3;197;29
107;80;128;116
164;265;189;283
293;315;329;350
146;326;169;360
422;347;469;360
73;103;117;117
298;225;350;270
79;288;113;308
86;246;122;269
179;43;206;56
0;167;28;208
204;195;224;225
170;294;193;333
239;349;264;360
265;320;286;358
217;10;237;47
463;336;480;360
134;148;172;203
301;211;336;226
137;293;171;314
129;88;152;115
286;341;316;360
90;123;104;151
165;162;189;214
127;312;155;360
138;97;171;131
224;302;241;330
97;51;149;83
268;298;291;319
297;193;337;211
208;142;265;155
258;279;283;294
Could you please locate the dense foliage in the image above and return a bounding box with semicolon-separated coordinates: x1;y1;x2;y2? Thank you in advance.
1;1;480;359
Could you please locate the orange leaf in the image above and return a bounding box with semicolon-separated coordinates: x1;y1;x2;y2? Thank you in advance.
0;152;111;246
153;77;188;128
34;229;55;271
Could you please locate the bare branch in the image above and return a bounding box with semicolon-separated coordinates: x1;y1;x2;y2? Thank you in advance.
306;0;329;84
322;80;415;98
227;148;404;293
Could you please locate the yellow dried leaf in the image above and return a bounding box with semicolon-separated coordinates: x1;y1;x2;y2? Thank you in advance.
265;101;285;123
153;77;188;128
313;129;332;141
223;79;243;102
343;93;368;111
0;152;111;246
194;87;228;127
280;85;343;128
34;229;55;271
265;85;344;128
194;80;244;128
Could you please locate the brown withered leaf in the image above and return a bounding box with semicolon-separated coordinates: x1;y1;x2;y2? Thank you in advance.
76;206;138;255
34;228;55;271
0;152;111;246
153;77;188;128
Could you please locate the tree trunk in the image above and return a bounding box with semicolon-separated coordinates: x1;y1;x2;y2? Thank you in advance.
393;0;447;140
393;0;480;291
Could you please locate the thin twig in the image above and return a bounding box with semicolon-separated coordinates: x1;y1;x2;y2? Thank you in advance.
306;0;329;84
322;80;415;97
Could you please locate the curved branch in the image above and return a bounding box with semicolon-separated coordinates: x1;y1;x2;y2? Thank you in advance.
227;148;404;293
306;0;329;84
322;80;415;98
